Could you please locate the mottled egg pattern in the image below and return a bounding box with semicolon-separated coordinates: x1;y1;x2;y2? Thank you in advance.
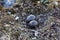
29;20;38;26
26;15;36;21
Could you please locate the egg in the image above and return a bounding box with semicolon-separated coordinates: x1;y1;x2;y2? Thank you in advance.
26;14;36;21
29;20;38;26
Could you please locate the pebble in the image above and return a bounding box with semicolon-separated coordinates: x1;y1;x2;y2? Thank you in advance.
53;1;58;6
4;24;10;27
32;37;36;40
37;1;40;4
15;16;19;20
7;11;11;14
35;31;39;36
9;21;15;25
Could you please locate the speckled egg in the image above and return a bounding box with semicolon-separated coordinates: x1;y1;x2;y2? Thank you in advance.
26;14;36;21
29;20;38;26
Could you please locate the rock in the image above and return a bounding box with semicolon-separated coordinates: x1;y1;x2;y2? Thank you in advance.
7;11;11;14
15;16;19;20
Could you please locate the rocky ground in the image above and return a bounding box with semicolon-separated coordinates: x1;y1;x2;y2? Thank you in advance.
0;0;60;40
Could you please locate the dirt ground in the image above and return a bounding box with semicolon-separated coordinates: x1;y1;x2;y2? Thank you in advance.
0;0;60;40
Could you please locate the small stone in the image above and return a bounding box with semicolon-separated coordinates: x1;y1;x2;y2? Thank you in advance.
54;1;58;6
15;16;19;20
32;37;36;40
35;31;38;36
37;1;40;3
7;11;11;14
4;24;10;27
9;21;15;24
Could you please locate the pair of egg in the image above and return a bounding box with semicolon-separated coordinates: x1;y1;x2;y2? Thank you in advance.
26;14;38;27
